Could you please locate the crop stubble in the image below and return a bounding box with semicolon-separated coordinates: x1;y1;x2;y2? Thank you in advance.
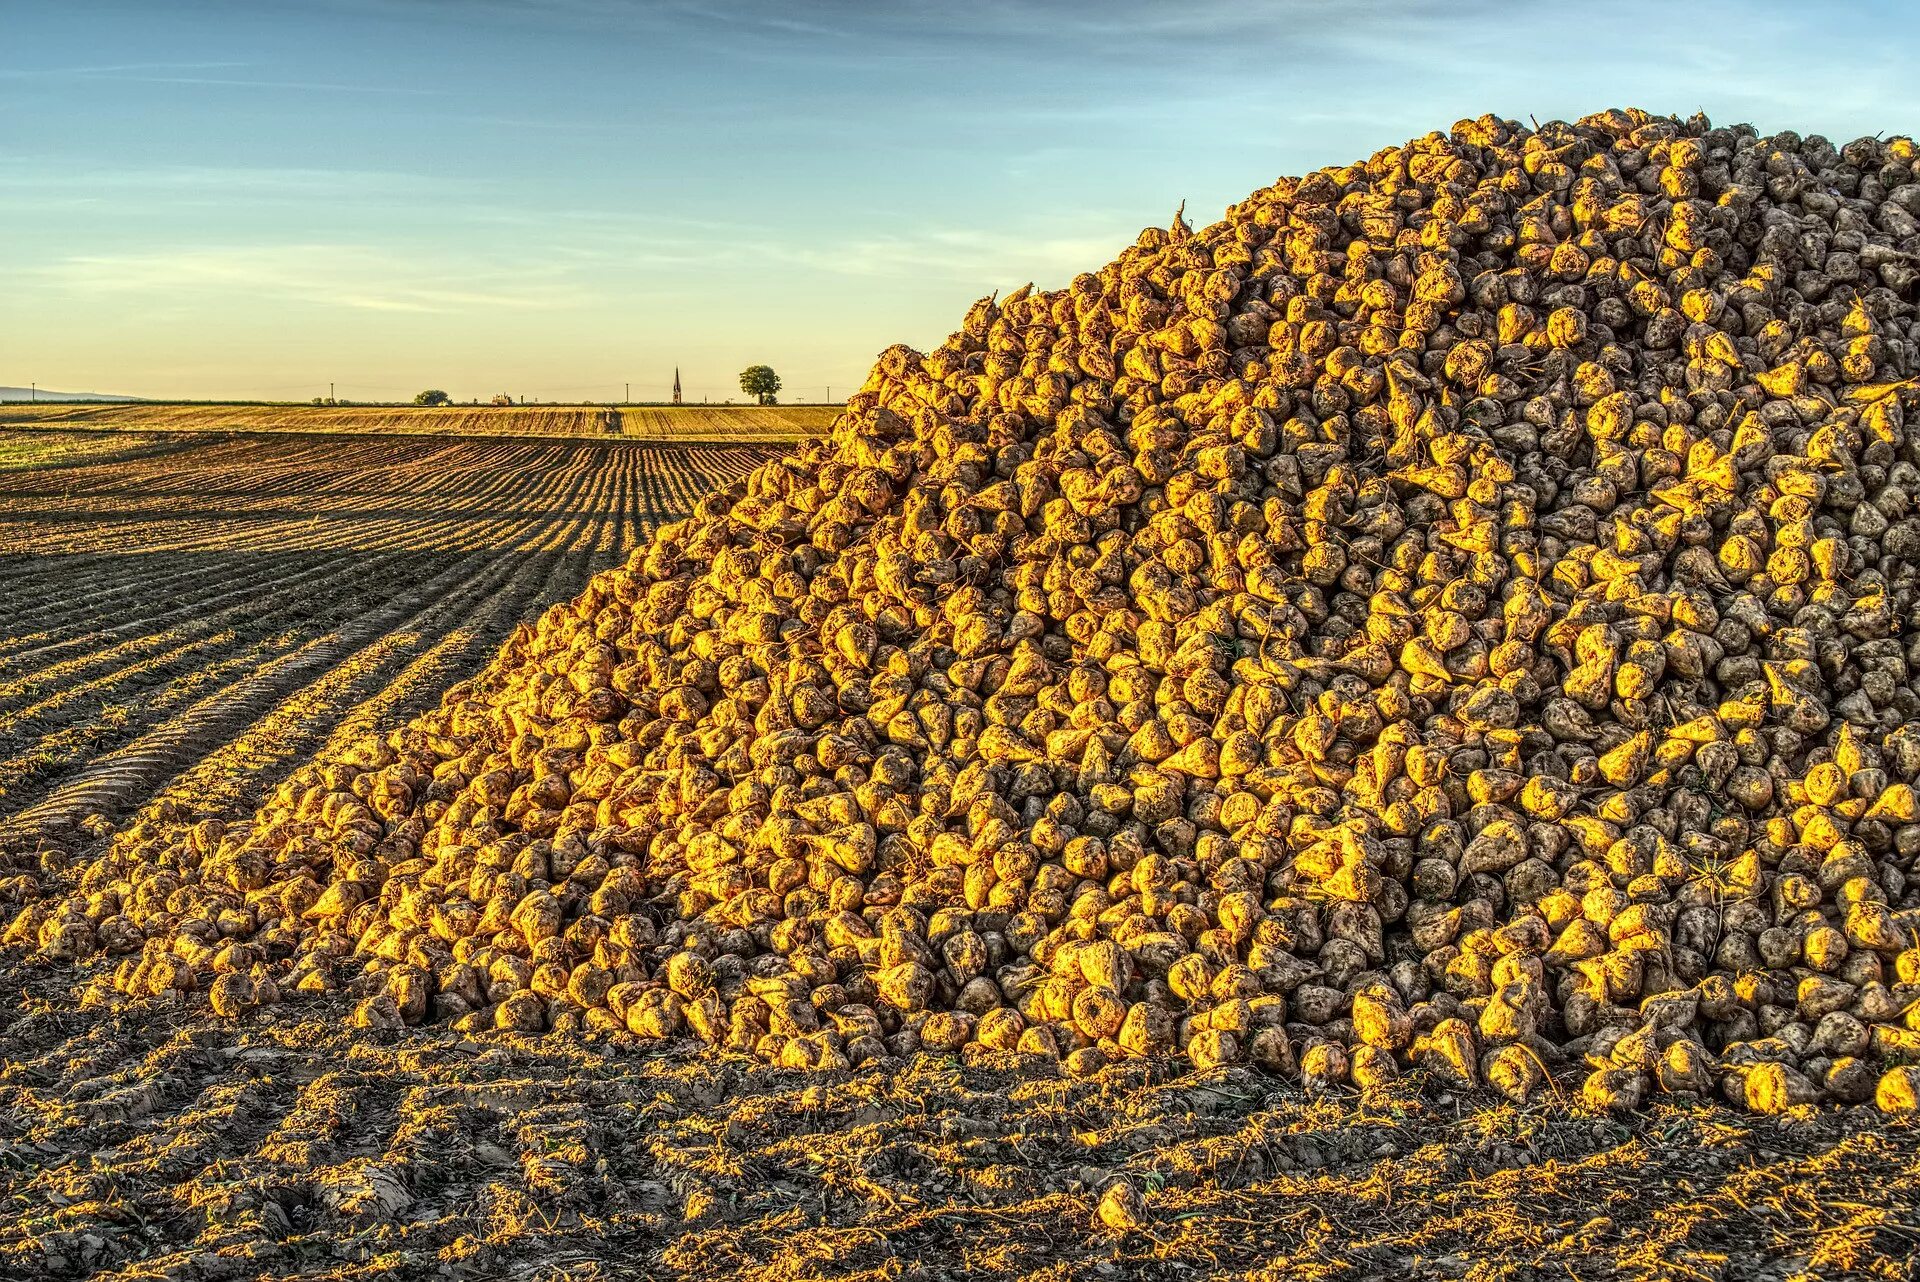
0;430;778;843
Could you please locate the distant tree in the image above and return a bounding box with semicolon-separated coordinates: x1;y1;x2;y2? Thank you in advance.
739;365;781;405
414;389;451;406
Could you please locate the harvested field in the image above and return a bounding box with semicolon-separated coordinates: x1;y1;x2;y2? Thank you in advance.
616;406;833;441
0;431;183;473
0;429;780;842
0;403;837;442
0;961;1914;1281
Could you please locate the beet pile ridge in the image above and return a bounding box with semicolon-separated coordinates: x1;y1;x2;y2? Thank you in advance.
16;108;1920;1113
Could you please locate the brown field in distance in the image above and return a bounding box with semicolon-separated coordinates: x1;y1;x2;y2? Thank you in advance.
0;401;838;442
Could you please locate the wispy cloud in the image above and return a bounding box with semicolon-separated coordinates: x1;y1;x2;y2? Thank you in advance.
768;227;1135;287
0;162;452;194
0;59;442;95
464;217;1143;291
0;61;249;79
314;0;1358;69
105;75;447;95
33;244;589;313
0;163;479;219
336;0;1434;46
16;219;1142;317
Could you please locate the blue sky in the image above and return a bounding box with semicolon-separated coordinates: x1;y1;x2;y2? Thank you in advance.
2;0;1917;403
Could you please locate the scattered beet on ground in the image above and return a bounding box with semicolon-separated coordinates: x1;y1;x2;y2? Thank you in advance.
1;954;1916;1282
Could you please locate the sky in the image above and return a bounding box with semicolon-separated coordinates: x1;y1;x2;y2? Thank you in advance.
3;0;1918;404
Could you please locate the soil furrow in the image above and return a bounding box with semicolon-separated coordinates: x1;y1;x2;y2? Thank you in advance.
0;544;513;837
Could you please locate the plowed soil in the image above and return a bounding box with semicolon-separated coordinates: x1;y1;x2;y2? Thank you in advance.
3;429;1915;1282
2;952;1915;1282
0;429;776;842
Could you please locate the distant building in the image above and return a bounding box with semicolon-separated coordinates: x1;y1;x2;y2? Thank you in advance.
672;368;682;405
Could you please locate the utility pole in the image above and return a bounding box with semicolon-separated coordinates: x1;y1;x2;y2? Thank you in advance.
625;382;630;404
29;383;35;403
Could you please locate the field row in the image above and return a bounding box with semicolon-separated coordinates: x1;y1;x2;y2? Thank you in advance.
0;430;779;841
615;405;833;439
0;402;837;441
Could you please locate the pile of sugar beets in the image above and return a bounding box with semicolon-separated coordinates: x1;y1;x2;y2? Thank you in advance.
17;107;1920;1114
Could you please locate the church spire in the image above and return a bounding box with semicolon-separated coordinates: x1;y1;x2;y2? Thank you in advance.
672;368;682;405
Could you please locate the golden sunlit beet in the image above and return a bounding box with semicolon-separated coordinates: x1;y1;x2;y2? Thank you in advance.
14;107;1920;1116
1095;1178;1151;1234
